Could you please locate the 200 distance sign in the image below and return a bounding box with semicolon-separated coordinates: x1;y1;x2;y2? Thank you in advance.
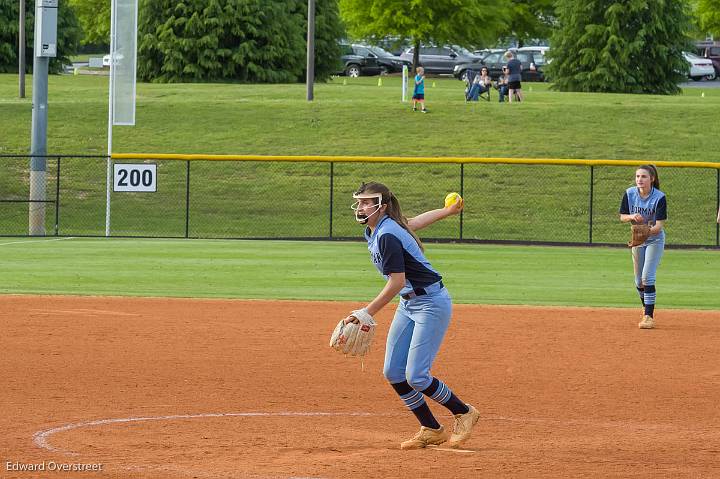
113;164;157;192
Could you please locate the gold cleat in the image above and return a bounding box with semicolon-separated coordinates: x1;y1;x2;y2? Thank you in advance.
400;426;449;450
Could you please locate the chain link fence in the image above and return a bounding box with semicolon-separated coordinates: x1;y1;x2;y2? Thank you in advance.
1;155;718;247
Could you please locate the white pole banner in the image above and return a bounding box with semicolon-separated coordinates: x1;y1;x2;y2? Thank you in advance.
402;65;408;102
111;0;138;125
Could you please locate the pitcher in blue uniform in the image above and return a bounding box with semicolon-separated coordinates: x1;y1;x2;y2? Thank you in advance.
619;165;667;329
347;181;480;449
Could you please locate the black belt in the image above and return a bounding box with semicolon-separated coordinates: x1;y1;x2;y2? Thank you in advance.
401;281;444;300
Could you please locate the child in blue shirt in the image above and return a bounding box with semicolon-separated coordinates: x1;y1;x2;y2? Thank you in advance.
412;67;427;113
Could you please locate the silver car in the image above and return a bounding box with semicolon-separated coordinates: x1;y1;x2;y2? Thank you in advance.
683;51;716;81
400;46;481;74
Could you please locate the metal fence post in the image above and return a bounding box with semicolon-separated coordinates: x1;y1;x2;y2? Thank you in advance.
54;156;60;236
716;169;719;247
185;160;190;238
589;165;594;244
329;162;334;239
459;162;464;240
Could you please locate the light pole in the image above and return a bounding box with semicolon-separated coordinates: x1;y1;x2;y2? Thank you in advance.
29;0;57;235
19;0;26;98
306;0;315;101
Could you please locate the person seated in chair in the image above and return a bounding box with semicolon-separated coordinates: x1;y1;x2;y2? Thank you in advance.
466;68;492;101
477;67;492;96
495;67;510;102
465;70;479;101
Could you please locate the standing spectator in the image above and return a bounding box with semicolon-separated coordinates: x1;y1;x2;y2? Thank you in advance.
412;67;427;113
504;51;523;103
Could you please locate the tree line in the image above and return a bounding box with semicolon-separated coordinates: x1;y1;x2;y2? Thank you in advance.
0;0;81;73
0;0;344;81
0;0;719;93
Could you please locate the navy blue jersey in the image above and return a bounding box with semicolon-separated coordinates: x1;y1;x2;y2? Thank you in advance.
363;215;442;296
506;58;522;82
620;186;667;242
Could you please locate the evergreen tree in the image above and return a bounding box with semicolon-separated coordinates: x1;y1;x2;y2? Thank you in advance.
547;0;692;94
138;0;343;83
0;0;81;73
508;0;555;47
67;0;110;46
310;0;346;80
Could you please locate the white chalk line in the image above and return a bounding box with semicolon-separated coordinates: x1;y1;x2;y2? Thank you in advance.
33;411;377;456
28;308;140;317
33;411;715;457
428;445;476;454
36;411;703;457
124;463;330;479
0;236;75;246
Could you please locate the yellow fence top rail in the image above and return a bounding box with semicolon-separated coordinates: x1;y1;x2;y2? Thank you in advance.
111;153;720;169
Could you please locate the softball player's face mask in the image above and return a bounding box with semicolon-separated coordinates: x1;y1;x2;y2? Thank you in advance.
352;192;384;224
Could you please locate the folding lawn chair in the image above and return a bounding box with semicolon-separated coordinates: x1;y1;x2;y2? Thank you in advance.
464;70;490;102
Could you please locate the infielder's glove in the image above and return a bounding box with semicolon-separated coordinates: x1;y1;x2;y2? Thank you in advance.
329;308;376;357
628;224;652;247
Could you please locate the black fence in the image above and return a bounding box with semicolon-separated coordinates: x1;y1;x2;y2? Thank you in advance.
1;155;719;247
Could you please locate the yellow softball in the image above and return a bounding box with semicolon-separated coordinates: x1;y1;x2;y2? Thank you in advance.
444;192;462;208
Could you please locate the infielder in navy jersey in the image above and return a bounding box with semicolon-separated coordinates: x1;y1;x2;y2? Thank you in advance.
346;182;480;450
619;165;667;329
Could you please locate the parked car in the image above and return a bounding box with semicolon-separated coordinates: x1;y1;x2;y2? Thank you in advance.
517;46;550;66
472;48;505;57
683;51;716;81
695;41;720;77
102;53;125;67
367;46;412;74
371;37;410;57
453;47;547;82
399;45;482;74
339;44;383;77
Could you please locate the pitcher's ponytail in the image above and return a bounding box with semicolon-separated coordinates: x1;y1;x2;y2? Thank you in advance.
386;194;424;252
638;164;660;189
355;182;424;251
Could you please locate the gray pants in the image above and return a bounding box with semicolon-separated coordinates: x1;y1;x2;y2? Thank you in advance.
632;239;664;304
383;289;452;391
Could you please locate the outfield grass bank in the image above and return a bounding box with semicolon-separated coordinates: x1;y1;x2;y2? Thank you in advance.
1;75;719;161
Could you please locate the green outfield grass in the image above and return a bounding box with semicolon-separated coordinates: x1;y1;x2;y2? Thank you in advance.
0;237;717;310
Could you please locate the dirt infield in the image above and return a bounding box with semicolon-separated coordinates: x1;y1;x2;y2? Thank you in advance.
2;295;720;479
